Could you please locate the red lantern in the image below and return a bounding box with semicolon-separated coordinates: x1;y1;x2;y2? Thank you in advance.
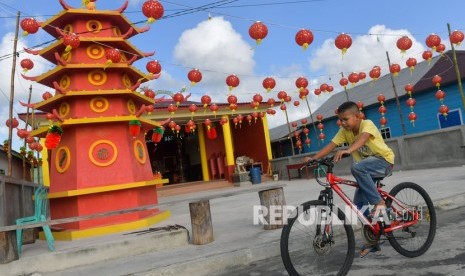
20;59;34;73
356;101;364;111
280;104;286;111
404;84;414;95
204;118;212;131
237;114;244;125
228;94;238;106
348;72;359;85
143;87;155;98
295;29;314;50
145;105;155;114
435;43;445;53
291;122;297;128
20;18;40;36
220;116;229;125
295;77;308;92
293;101;300;107
246;115;253;125
327;85;334;93
314;88;321;96
188;69;202;85
450;30;464;46
358;72;366;82
200;95;211;110
207;128;217;140
172;92;184;106
188;104;197;118
45;125;63;150
5;118;19;129
378;106;387;115
316;114;323;121
408;112;417;124
318;133;325;141
104;48;122;69
303;128;309;136
284;95;291;103
305;138;311;146
267;98;275;107
277;91;287;102
396;36;412;54
439;104;449;116
339;78;348;88
406;57;417;73
299;88;309;99
253;93;263;103
186;120;195;133
432;75;442;88
262;77;276;92
295;140;302;150
377;94;386;104
301;119;308;125
63;33;80;55
209;103;219;116
45;113;54;121
425;34;441;50
42;91;53;100
335;33;352;57
229;103;238;113
389;64;401;76
146;60;161;75
129;120;141;138
26;136;34;144
152;127;164;143
406;98;416;108
422;50;433;64
435;90;446;102
168;120;176;132
167;104;177;115
174;124;181;135
249;21;268;45
17;129;28;139
369;68;381;81
252;112;259;123
379;117;387;128
320;83;329;92
142;0;164;24
226;74;240;91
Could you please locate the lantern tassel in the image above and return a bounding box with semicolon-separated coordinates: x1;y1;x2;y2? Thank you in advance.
103;60;112;70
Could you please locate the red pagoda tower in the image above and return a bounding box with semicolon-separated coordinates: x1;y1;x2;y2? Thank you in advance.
26;0;169;240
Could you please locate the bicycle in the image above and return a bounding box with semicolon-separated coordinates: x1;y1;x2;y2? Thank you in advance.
280;155;436;276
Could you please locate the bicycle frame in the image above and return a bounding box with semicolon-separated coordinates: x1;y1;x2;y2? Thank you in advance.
319;166;421;237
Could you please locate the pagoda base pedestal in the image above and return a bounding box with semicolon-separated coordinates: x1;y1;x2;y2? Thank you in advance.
40;210;170;241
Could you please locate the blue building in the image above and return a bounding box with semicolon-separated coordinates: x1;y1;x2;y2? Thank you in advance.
270;50;465;158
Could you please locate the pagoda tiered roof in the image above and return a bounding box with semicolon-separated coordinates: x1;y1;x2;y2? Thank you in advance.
40;9;147;40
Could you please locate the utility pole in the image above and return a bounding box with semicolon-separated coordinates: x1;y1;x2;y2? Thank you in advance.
304;97;321;148
7;11;20;176
22;85;32;180
283;107;295;156
340;72;349;101
386;51;407;136
447;23;465;112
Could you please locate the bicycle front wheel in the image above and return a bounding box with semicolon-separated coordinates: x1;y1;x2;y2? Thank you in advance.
280;200;355;276
386;182;436;258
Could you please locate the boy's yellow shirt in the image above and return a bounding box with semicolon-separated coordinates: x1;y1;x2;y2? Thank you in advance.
332;119;395;164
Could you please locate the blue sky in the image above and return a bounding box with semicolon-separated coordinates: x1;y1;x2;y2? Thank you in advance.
1;0;464;150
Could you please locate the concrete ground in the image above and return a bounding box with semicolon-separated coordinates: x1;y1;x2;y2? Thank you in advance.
2;165;465;276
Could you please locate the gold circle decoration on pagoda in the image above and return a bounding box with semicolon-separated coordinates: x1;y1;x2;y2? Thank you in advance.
122;74;132;88
63;24;73;35
55;146;71;174
90;97;109;113
86;44;105;60
88;69;107;86
133;140;146;164
60;75;71;90
113;26;122;37
127;99;136;114
59;102;70;117
86;20;102;33
89;140;117;167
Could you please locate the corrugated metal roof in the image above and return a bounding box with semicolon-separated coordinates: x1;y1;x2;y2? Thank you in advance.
270;50;465;141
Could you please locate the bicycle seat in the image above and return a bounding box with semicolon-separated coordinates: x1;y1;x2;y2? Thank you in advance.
372;177;384;182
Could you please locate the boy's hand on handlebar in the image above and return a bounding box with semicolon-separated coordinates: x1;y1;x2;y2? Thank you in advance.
304;156;314;164
333;150;350;162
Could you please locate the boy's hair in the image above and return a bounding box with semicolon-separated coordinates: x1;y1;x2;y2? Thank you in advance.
337;101;359;114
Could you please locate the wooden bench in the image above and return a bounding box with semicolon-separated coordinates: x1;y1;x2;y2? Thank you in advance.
286;163;311;180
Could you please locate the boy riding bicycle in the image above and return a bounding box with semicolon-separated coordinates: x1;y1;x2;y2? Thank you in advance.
306;101;395;257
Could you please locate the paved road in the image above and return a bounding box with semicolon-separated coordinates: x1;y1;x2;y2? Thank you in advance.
219;206;465;276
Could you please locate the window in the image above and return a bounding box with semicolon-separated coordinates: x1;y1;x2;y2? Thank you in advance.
380;127;391;139
438;109;463;129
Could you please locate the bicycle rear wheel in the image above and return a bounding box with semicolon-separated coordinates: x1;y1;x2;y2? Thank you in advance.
385;182;436;258
280;200;355;276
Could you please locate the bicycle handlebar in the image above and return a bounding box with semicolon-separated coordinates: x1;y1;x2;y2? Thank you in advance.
301;153;351;170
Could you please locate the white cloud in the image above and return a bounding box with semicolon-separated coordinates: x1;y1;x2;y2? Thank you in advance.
310;25;426;77
173;17;256;102
0;32;52;151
